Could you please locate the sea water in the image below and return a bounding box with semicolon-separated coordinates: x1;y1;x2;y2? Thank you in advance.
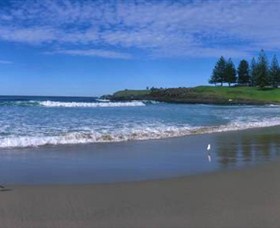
1;96;280;148
1;96;280;184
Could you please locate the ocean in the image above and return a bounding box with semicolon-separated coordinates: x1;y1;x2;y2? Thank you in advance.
1;96;280;184
1;96;280;149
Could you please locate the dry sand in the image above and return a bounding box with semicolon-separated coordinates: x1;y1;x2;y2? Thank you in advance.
1;159;280;228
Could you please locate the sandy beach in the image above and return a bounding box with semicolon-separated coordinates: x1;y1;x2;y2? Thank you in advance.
1;126;280;228
2;1;280;227
0;158;280;228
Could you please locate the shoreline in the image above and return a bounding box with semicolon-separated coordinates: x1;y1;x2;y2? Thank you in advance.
1;159;280;228
1;125;280;227
2;122;280;150
1;125;280;185
111;96;276;105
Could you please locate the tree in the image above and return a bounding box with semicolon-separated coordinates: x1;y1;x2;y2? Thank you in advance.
209;56;227;86
255;50;269;89
269;55;280;88
225;58;237;86
209;70;219;86
237;59;250;85
250;57;257;86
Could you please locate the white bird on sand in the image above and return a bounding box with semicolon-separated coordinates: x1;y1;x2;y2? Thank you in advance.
207;144;212;162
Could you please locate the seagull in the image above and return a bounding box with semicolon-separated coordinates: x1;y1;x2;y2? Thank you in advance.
207;144;211;151
207;144;212;162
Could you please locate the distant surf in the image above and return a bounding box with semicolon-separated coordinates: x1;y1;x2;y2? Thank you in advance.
39;100;146;108
0;100;146;108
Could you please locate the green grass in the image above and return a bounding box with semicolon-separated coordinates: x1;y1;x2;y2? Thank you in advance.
112;86;280;104
193;86;280;102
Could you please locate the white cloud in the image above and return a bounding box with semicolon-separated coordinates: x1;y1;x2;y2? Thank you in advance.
50;49;131;59
0;0;279;58
0;60;12;64
0;26;57;44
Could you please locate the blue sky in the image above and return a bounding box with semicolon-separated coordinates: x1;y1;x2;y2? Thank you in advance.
0;0;279;96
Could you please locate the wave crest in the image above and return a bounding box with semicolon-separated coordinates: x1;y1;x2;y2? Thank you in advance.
0;100;147;108
1;118;280;148
40;101;146;107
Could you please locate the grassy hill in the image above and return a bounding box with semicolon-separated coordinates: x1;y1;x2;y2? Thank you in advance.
193;86;280;103
109;86;280;104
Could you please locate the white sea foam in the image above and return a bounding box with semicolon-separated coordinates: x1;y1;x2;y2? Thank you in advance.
39;100;146;108
1;118;280;148
142;100;161;104
0;126;193;148
95;99;111;102
267;104;280;107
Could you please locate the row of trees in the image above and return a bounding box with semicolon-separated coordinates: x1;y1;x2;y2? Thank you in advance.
209;50;280;88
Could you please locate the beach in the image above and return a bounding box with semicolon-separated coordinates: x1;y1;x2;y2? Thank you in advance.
2;0;280;227
1;127;280;228
1;126;280;185
1;159;280;228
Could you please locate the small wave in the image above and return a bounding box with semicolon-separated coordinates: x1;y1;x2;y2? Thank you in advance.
142;100;161;104
38;100;146;108
267;104;280;107
0;127;194;148
2;118;280;148
0;100;39;107
95;99;111;102
0;100;146;108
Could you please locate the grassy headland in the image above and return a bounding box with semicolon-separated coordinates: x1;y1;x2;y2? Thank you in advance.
104;86;280;104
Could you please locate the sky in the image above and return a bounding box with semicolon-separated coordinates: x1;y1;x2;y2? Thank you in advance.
0;0;280;96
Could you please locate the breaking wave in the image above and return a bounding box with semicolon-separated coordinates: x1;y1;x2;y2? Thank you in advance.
0;100;146;108
38;100;146;108
1;118;280;148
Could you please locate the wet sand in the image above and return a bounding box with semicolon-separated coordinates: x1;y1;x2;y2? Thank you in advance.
1;126;280;185
1;159;280;228
1;126;280;228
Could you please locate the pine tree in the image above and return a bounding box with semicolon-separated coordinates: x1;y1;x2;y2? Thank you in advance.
209;59;217;85
209;56;227;86
269;55;280;88
255;50;269;89
225;58;237;86
250;57;257;86
237;59;250;85
209;68;219;86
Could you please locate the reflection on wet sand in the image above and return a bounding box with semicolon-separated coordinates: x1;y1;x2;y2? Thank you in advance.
215;128;280;168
